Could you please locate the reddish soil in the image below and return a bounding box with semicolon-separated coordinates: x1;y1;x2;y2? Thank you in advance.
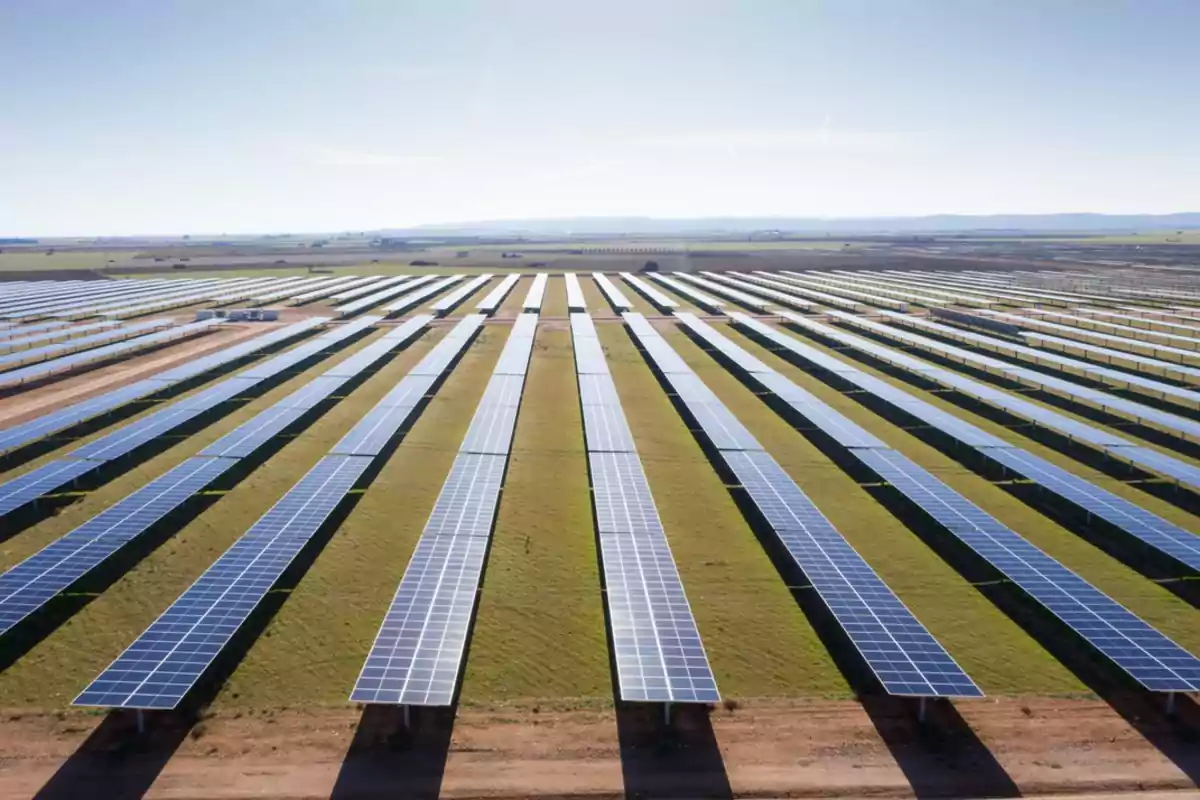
0;697;1196;799
0;323;282;426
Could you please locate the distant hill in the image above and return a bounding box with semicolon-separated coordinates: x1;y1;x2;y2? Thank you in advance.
396;213;1200;237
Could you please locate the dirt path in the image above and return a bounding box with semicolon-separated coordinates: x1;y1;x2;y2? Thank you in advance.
0;697;1196;798
0;324;279;426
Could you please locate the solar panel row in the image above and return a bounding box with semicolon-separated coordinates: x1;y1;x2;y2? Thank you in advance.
351;314;536;706
430;275;492;316
380;275;462;316
0;318;174;371
475;274;521;314
335;276;423;317
0;319;223;390
880;312;1200;412
729;313;1200;575
0;318;328;456
735;272;866;312
74;316;483;710
673;273;770;313
592;273;634;312
0;317;431;640
787;311;1200;491
826;311;1200;445
522;273;548;312
619;273;679;312
0;318;377;518
570;313;720;704
689;312;1200;692
645;274;724;313
564;273;586;312
624;312;979;698
699;272;817;312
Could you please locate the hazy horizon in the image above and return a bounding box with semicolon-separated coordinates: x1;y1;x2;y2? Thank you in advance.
3;1;1198;237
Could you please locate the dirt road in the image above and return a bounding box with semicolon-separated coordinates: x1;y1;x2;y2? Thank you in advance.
1;697;1197;798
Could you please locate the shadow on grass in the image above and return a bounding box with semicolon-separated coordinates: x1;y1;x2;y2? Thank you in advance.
330;705;455;800
33;711;190;800
616;703;732;799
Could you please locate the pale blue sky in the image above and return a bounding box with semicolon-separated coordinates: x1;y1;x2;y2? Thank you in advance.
2;0;1198;236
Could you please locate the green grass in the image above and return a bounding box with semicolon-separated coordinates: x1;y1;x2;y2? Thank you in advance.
1;310;1198;711
541;276;568;317
0;251;129;272
460;328;610;705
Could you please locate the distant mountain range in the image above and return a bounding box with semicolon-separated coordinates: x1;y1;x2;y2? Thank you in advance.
398;213;1200;236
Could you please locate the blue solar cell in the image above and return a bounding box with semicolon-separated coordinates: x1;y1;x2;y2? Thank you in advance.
0;457;234;635
582;403;637;453
853;447;1200;692
0;459;98;517
598;533;720;703
350;534;488;705
75;454;372;710
721;450;982;697
590;451;665;537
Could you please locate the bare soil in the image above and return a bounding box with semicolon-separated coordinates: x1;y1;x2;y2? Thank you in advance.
1;697;1197;799
0;324;278;427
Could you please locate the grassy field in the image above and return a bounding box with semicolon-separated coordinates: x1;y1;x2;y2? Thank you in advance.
0;303;1197;711
460;327;610;706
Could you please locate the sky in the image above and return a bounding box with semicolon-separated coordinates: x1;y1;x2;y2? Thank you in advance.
2;0;1199;236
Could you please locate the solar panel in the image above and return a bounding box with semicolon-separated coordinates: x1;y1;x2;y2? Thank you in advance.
620;273;679;311
331;316;483;456
523;273;548;311
853;447;1200;692
673;273;769;312
336;277;426;317
582;403;637;452
423;454;508;537
699;272;816;312
351;316;536;707
593;273;634;311
0;319;173;369
597;533;720;702
0;457;235;635
0;320;369;517
379;276;459;316
790;311;1200;488
431;275;492;315
564;273;586;311
645;274;723;313
0;459;99;517
349;534;488;705
729;315;1200;578
571;312;719;703
883;313;1200;421
75;454;372;709
0;320;223;389
589;452;666;537
475;274;521;313
458;403;520;455
578;373;623;406
722;449;981;697
0;320;328;456
981;447;1200;571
